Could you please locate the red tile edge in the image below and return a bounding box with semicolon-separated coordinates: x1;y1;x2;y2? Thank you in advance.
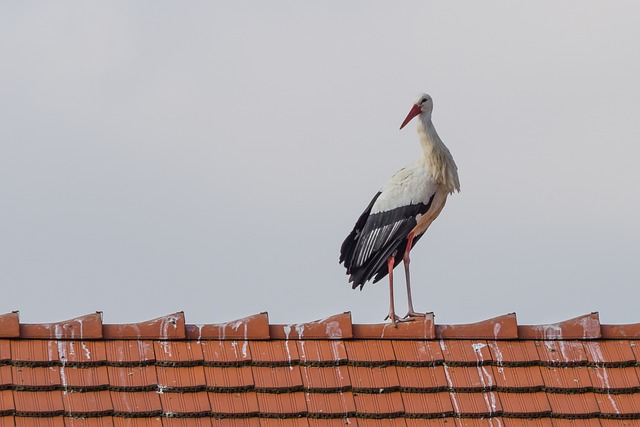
352;313;435;339
601;323;640;339
435;313;518;339
185;312;271;340
270;312;353;340
103;311;186;340
518;312;601;340
0;312;20;338
19;312;103;339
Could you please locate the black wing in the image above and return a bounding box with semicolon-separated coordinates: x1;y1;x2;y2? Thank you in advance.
340;193;434;289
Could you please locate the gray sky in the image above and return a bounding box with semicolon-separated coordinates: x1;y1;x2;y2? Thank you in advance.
1;2;639;326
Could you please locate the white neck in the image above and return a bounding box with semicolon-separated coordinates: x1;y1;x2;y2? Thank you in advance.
417;113;460;194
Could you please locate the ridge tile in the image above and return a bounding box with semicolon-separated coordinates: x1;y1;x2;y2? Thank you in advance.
0;313;19;338
19;313;103;340
103;312;185;340
352;313;435;340
185;313;270;341
435;314;518;340
270;313;353;340
519;313;601;340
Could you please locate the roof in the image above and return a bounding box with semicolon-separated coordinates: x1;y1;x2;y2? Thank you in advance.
1;310;640;426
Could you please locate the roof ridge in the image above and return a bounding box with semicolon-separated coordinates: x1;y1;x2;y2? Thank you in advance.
4;310;640;340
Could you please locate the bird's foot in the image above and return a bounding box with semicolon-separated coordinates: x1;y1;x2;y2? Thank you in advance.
403;310;426;319
384;312;402;327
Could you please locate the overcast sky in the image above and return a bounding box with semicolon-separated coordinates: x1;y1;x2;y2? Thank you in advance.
1;2;639;327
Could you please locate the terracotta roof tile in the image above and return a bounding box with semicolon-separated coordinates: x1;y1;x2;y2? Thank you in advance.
60;365;110;390
396;366;448;392
440;365;496;392
163;418;213;427
252;365;304;392
108;365;157;391
487;340;540;366
300;365;350;391
154;341;204;366
0;390;14;415
65;417;119;427
345;340;395;366
348;366;400;392
201;340;252;366
402;391;454;417
12;366;61;390
546;392;600;417
536;341;588;366
14;416;65;427
296;339;348;366
111;391;162;416
583;341;636;367
493;366;545;391
391;340;444;366
407;417;455;427
251;341;299;366
305;391;356;416
62;389;113;415
105;340;155;365
260;419;311;427
540;366;593;392
448;391;502;416
601;323;640;339
352;391;404;417
0;366;11;390
498;391;551;416
185;313;270;341
439;340;493;365
159;390;211;416
588;366;640;392
0;341;10;364
113;418;163;427
209;391;259;416
204;366;254;391
255;391;307;416
156;366;206;391
14;390;64;416
6;310;640;424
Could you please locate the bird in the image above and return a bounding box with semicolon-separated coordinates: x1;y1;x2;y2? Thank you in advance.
339;93;460;325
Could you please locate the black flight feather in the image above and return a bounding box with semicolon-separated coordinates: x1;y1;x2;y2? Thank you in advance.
340;193;434;289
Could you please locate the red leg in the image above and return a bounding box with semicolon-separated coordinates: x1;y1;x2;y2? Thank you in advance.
403;232;425;318
383;256;400;326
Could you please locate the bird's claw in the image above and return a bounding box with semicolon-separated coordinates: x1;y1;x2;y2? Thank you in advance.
385;313;416;327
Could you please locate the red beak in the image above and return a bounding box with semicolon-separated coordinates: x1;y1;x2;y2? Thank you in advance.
399;104;422;130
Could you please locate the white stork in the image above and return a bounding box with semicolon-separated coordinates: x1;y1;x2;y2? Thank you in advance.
340;93;460;325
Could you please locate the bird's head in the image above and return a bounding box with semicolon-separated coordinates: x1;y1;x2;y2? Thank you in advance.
399;93;433;130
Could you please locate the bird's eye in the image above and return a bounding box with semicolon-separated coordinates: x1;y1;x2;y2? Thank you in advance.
421;98;428;104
